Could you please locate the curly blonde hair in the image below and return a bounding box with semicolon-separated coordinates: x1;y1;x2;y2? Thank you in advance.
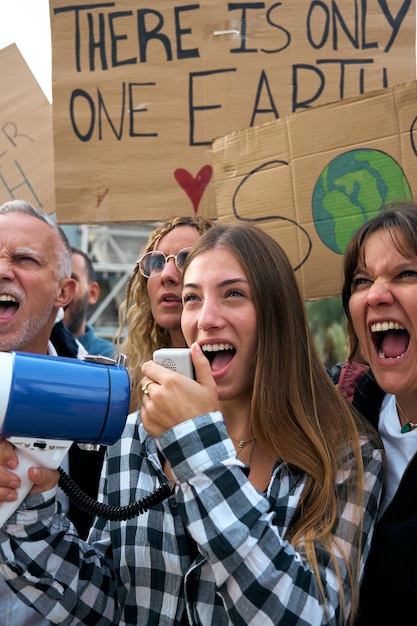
116;215;213;409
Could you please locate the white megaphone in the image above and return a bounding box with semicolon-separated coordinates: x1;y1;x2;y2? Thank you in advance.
0;351;130;526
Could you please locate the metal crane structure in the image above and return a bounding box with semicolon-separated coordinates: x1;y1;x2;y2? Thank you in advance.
74;222;156;342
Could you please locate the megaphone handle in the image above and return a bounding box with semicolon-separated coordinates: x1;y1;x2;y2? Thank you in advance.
0;438;72;528
0;448;36;527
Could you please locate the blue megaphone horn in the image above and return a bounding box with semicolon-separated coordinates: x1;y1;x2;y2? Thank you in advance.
0;351;130;525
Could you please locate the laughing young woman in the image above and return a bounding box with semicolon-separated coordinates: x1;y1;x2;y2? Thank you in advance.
0;223;382;625
330;201;417;625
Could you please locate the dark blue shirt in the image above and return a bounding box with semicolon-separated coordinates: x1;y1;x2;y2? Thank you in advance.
78;323;115;358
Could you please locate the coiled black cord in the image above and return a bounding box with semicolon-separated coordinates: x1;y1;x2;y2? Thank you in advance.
58;468;173;521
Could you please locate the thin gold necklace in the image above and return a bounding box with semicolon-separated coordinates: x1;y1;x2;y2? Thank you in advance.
396;400;417;434
236;438;257;466
229;430;257;466
234;436;256;451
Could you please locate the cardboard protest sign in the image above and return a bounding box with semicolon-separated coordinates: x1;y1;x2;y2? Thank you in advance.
50;0;415;224
0;44;55;213
212;79;417;301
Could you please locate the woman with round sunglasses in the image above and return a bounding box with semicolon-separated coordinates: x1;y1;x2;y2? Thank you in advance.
116;215;213;410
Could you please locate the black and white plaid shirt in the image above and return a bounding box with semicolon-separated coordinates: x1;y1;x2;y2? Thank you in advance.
0;411;382;625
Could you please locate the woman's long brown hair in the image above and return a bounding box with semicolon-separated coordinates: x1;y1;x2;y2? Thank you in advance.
184;222;379;624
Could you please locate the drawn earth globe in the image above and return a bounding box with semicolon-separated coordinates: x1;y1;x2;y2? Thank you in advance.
312;149;412;254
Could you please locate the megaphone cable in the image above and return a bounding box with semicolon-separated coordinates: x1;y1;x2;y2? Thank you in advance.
58;468;173;521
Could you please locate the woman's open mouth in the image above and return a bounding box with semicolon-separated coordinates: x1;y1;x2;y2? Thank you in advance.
371;321;409;359
201;342;236;372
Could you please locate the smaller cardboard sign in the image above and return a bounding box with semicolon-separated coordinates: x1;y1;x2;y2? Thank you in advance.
212;80;417;300
0;44;55;213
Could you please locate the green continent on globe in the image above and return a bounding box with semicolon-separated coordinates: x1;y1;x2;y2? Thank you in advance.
312;149;412;253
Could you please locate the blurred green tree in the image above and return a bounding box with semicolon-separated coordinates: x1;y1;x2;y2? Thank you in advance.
305;297;347;368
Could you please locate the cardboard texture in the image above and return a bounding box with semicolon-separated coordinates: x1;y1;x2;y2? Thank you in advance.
0;44;55;213
50;0;416;224
212;79;417;300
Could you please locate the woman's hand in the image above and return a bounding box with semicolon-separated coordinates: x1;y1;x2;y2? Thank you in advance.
0;438;60;503
140;342;219;437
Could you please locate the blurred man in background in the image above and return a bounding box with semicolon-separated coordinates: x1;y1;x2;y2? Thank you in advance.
64;247;115;358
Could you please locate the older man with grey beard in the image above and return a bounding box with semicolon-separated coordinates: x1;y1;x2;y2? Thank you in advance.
0;199;77;625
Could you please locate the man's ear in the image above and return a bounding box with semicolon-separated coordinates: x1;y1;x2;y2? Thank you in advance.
88;281;100;306
57;277;77;309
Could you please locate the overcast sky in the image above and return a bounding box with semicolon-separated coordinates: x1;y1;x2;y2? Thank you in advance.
0;0;52;101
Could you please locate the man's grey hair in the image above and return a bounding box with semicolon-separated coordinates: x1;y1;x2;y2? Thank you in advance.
0;200;72;279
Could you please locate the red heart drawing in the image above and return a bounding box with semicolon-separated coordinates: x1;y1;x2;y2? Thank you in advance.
174;165;213;213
